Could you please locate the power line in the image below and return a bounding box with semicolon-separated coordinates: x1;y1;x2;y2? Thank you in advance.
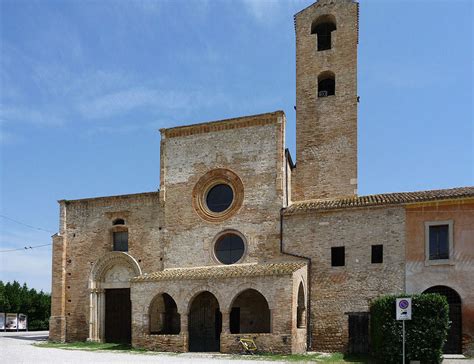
0;214;55;234
0;243;52;253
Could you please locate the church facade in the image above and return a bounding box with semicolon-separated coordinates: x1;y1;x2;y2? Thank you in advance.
49;0;474;355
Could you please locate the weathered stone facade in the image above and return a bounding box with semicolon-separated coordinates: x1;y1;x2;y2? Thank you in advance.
50;0;474;356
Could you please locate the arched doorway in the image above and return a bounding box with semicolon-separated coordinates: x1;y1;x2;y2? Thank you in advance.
88;252;141;344
188;291;221;352
424;286;462;354
230;289;270;334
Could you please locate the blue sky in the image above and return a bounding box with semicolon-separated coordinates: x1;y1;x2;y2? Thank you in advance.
1;0;473;292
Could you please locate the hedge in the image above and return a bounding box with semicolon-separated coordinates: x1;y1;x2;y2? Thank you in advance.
370;293;449;364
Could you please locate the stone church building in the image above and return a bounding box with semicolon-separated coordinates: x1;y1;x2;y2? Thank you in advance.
49;0;474;355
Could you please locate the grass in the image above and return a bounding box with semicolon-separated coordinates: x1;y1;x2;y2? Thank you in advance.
35;341;370;362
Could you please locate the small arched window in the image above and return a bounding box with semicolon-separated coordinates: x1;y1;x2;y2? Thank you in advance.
113;218;125;225
318;71;335;97
311;15;337;51
297;282;306;328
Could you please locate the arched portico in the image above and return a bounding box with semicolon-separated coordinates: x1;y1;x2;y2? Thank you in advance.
88;252;141;343
188;291;222;352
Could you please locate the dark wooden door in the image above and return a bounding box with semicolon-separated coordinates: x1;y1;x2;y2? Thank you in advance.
105;288;131;344
189;292;221;352
348;313;369;354
445;302;462;354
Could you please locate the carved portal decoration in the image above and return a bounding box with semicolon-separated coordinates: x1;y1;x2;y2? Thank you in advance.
88;251;141;342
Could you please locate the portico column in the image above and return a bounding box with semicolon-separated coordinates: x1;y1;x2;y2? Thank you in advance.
98;289;105;342
88;289;97;341
181;313;188;352
221;311;230;334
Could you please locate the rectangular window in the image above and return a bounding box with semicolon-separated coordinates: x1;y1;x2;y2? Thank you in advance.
331;246;345;267
113;231;128;252
371;245;383;264
429;225;449;260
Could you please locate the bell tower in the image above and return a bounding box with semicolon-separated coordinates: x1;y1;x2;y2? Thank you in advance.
293;0;358;201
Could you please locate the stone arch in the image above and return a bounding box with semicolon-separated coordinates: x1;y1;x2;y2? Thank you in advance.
225;282;275;311
318;70;335;97
297;281;306;328
183;286;225;315
89;251;141;287
149;292;180;335
229;288;271;334
88;252;141;342
188;290;221;352
311;14;337;51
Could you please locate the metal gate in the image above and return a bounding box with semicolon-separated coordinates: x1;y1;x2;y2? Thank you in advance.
104;288;131;344
188;292;221;352
348;312;369;354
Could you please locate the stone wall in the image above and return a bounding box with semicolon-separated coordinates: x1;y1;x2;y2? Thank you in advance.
159;111;286;269
293;0;358;201
405;200;474;355
49;192;161;342
131;270;306;353
283;206;406;351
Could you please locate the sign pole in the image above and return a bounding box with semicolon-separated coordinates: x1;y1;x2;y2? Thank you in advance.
396;298;412;364
402;320;405;364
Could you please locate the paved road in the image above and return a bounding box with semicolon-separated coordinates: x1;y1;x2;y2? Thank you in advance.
0;331;279;364
0;331;472;364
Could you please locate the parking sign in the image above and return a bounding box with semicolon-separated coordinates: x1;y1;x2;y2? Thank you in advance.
396;298;412;320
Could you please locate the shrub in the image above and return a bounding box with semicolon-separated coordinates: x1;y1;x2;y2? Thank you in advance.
370;293;449;364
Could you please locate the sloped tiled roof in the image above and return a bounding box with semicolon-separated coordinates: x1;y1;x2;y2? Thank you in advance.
131;262;307;282
284;187;474;215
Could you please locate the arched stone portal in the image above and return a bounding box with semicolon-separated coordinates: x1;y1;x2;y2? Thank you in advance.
423;286;462;354
229;289;271;334
188;291;221;352
88;252;141;343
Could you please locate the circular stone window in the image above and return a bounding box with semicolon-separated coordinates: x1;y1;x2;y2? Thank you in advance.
192;169;244;222
214;233;245;265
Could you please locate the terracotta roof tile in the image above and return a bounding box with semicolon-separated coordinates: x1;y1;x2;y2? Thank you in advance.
131;262;306;282
284;187;474;215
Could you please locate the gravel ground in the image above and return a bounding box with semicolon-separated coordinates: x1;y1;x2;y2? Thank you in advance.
1;331;472;364
0;331;279;364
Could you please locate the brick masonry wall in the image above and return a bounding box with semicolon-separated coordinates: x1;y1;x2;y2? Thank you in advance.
405;200;474;355
131;272;304;353
50;192;162;342
160;112;286;268
293;0;358;201
220;333;292;354
283;206;406;351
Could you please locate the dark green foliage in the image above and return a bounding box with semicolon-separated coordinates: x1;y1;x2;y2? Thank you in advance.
370;294;449;364
0;280;51;331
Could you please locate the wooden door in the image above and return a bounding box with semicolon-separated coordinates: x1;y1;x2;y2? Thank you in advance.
348;313;369;354
188;292;221;352
104;288;131;344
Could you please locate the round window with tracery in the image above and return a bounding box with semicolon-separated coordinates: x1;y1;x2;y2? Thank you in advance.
214;233;245;265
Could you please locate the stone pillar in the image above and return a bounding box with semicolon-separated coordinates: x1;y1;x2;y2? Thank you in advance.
181;313;189;352
221;311;230;334
98;289;105;342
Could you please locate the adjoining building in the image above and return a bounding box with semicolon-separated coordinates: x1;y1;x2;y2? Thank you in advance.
49;0;474;355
